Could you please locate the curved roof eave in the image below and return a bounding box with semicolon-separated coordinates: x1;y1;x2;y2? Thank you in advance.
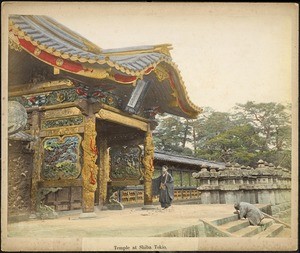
9;14;202;118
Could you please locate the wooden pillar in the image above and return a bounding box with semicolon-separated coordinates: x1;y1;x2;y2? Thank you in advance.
81;116;98;217
29;111;41;218
180;169;183;187
142;129;155;209
98;133;110;207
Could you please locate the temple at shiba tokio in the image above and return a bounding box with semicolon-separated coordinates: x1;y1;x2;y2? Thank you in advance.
7;15;209;218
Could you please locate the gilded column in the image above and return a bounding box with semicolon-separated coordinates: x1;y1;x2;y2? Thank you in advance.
81;116;98;217
142;130;155;209
98;134;110;207
30;111;41;218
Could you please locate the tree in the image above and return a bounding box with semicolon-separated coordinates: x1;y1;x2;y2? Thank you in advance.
192;109;234;154
198;124;264;166
233;101;291;152
233;102;291;168
153;102;292;168
153;114;193;155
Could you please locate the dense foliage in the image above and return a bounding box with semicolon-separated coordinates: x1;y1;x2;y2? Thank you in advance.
153;102;292;169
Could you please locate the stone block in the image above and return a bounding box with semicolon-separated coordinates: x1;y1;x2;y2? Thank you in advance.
79;212;97;219
141;205;156;210
240;191;250;203
219;192;226;204
269;190;276;205
200;192;211;204
107;202;124;210
258;190;271;204
236;191;244;203
249;191;257;204
224;191;237;204
210;191;220;204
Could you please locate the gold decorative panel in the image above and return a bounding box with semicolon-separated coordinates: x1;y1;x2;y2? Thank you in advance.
41;134;82;180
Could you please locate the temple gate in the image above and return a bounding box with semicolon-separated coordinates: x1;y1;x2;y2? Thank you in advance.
7;15;202;217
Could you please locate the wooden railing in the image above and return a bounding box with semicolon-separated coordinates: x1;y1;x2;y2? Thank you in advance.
120;187;200;204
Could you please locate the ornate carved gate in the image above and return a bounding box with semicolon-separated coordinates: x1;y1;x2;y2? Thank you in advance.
110;145;143;182
95;119;146;207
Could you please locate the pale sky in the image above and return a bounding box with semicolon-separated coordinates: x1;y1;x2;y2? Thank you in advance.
5;3;297;112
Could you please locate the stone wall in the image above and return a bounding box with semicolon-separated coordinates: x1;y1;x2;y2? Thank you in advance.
8;140;33;220
192;160;291;208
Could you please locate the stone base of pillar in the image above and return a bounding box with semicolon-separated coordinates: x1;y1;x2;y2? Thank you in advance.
107;203;124;210
29;213;37;219
79;212;97;219
95;205;108;212
142;205;157;210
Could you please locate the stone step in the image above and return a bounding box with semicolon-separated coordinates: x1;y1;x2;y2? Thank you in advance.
211;214;238;226
232;224;262;237
275;228;291;238
257;218;274;230
232;219;273;237
218;219;250;233
253;224;284;238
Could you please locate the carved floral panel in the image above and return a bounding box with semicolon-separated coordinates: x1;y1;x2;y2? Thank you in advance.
9;84;123;110
10;88;78;108
110;145;142;180
41;115;84;129
41;135;82;180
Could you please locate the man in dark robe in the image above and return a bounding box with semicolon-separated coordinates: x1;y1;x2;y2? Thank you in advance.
152;165;174;209
234;202;265;225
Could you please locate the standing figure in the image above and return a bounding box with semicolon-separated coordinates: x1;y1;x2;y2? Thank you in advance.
152;165;174;209
234;202;265;225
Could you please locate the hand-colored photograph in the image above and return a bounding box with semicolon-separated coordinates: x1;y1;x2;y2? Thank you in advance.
1;2;298;252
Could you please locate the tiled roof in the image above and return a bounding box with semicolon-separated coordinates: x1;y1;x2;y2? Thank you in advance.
9;15;202;118
9;15;102;56
154;151;225;169
9;15;172;74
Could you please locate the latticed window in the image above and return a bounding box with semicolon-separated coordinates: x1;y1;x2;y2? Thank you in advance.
182;171;190;187
190;171;198;186
172;170;181;187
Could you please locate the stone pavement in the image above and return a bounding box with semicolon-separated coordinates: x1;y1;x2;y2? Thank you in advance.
7;204;268;237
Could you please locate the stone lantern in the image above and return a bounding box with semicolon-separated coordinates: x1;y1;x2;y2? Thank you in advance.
255;159;270;184
257;159;264;167
232;163;243;185
196;164;212;204
255;160;276;205
268;163;276;184
218;162;231;185
199;164;210;186
240;165;249;184
209;166;219;186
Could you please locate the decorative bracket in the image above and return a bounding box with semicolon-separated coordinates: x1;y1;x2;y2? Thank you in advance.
124;79;152;114
154;65;169;82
